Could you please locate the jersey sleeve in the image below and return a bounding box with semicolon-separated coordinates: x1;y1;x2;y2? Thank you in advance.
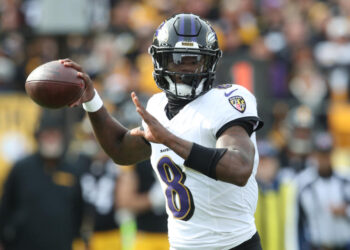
209;84;263;138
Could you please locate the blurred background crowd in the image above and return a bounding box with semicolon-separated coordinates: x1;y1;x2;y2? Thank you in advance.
1;0;350;250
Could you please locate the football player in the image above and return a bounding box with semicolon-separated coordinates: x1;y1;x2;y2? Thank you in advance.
61;13;264;250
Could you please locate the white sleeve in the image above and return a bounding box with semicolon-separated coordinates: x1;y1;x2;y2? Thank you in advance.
209;85;263;137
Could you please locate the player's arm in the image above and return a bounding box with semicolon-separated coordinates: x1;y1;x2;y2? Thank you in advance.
214;125;255;186
150;125;253;186
130;92;254;186
87;107;151;165
60;59;151;165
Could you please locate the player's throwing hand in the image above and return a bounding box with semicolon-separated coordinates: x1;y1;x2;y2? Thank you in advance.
59;59;95;107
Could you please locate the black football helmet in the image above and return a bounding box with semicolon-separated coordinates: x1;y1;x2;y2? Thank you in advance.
149;13;222;100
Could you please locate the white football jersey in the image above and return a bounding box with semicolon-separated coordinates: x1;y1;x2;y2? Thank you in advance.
142;84;263;250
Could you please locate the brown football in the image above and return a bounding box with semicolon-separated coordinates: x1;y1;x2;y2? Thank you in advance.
25;60;85;109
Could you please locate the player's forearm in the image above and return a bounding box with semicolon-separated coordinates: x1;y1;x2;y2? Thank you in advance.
88;107;127;160
88;107;150;164
163;132;254;186
162;133;193;160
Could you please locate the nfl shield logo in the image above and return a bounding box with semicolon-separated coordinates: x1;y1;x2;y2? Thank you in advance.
229;96;246;113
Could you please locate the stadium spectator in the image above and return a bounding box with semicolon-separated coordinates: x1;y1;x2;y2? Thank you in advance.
279;105;315;173
116;160;168;250
255;139;296;250
72;119;121;250
0;109;85;250
297;131;350;250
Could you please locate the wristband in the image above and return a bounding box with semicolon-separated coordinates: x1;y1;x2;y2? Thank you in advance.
184;143;227;180
82;89;103;112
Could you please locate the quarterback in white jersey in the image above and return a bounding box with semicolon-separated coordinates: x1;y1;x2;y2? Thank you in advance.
62;13;263;250
144;84;262;249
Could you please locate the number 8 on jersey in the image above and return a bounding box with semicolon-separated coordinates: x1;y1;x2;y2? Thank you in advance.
157;156;195;221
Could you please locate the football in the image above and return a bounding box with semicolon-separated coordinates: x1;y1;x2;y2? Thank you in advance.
25;60;85;109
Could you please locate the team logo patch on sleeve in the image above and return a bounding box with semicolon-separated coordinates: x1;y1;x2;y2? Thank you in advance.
229;96;246;113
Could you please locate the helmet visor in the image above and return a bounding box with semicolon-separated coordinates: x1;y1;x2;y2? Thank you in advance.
162;52;212;73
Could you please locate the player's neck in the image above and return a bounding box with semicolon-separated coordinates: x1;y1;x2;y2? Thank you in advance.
165;94;192;120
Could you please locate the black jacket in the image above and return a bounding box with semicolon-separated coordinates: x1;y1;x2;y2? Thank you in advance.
0;153;83;250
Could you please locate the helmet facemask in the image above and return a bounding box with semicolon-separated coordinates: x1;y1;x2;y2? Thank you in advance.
150;47;221;100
